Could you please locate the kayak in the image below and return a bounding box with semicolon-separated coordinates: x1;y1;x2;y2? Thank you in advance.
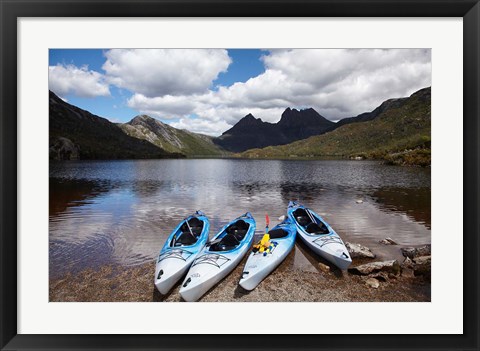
179;212;256;302
239;217;296;291
154;211;210;295
287;201;352;270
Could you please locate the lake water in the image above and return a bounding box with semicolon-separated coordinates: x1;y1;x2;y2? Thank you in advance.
49;159;431;278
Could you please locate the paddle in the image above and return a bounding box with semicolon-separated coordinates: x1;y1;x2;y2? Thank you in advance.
184;217;195;239
306;208;316;225
206;237;222;247
254;214;271;255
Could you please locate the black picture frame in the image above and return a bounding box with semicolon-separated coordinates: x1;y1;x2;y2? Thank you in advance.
1;1;478;350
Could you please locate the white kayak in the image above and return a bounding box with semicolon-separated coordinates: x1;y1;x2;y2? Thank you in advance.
287;201;352;270
239;218;296;291
179;212;256;302
154;211;210;295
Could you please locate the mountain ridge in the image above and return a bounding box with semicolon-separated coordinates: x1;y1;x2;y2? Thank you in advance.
119;115;228;156
213;107;335;152
49;87;431;165
239;87;431;166
329;87;431;131
49;91;182;160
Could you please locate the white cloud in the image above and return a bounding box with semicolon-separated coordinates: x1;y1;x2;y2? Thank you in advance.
260;49;431;117
127;49;431;136
169;118;231;136
102;49;231;97
53;49;430;136
49;64;110;98
127;93;197;119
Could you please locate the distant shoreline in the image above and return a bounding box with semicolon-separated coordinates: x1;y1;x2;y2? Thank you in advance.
49;154;430;167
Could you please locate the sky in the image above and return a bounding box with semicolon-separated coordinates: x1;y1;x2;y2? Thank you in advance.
49;49;431;136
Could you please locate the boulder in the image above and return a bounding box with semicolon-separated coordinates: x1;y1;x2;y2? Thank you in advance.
348;260;401;275
379;237;398;245
345;242;375;259
413;255;431;265
400;257;415;278
401;245;431;259
413;255;431;281
365;278;380;289
401;257;414;269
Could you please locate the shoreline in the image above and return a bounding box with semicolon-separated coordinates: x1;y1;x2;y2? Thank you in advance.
49;245;431;303
50;155;430;168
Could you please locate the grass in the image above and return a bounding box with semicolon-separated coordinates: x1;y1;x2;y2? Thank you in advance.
239;88;431;166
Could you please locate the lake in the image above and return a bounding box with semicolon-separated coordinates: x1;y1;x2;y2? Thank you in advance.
49;159;431;279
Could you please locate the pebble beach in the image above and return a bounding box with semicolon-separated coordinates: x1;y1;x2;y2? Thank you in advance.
49;241;431;303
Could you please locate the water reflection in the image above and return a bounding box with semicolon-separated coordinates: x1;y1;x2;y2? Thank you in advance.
49;178;114;216
370;187;431;229
49;159;431;278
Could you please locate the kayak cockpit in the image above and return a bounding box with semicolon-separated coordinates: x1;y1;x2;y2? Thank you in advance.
209;219;250;252
292;208;329;234
170;217;204;247
268;228;289;239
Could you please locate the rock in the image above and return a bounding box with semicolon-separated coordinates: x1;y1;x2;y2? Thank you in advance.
413;255;431;281
345;242;375;259
365;278;380;289
401;256;416;277
401;247;416;258
348;260;401;275
371;271;389;282
318;262;330;273
401;257;414;269
379;237;398;245
413;255;431;265
401;245;431;259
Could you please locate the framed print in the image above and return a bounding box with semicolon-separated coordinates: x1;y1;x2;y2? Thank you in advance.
1;0;479;350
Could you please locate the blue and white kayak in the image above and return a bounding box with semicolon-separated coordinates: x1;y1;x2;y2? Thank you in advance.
287;201;351;270
179;212;256;302
239;218;296;291
154;211;210;295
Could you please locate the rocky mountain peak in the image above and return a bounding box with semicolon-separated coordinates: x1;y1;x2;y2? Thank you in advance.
214;107;335;152
410;86;431;102
239;113;261;124
278;107;333;127
130;114;158;125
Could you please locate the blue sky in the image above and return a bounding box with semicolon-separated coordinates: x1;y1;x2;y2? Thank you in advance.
49;49;265;123
49;48;431;136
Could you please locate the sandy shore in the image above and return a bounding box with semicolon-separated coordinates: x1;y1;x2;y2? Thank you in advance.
49;244;430;302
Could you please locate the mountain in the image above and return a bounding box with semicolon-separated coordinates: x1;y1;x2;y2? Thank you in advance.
239;87;431;166
278;107;335;138
330;96;410;130
213;108;335;152
213;114;277;152
119;115;227;157
49;91;182;160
